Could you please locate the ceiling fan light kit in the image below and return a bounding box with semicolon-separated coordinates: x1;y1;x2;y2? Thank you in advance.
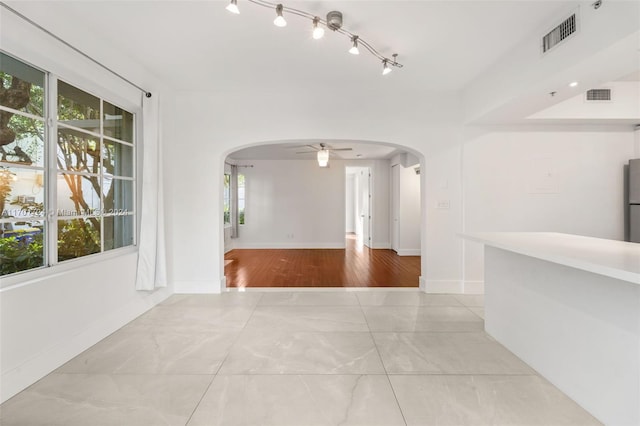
317;149;330;167
225;0;403;75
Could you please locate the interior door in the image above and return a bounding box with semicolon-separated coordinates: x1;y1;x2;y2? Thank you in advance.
391;164;400;252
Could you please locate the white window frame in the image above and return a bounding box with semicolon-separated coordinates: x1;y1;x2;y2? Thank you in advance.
0;51;140;287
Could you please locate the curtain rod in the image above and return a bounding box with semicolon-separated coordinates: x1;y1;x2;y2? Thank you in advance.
0;1;152;98
225;162;254;168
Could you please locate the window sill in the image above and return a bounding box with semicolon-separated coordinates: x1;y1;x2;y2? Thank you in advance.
0;245;138;291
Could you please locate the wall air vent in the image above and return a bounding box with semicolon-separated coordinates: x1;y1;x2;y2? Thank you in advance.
542;13;577;53
586;89;612;101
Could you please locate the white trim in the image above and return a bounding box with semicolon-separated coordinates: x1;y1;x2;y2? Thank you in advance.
396;249;421;256
463;280;485;294
0;246;137;290
422;279;464;294
233;242;346;249
173;280;222;294
0;287;171;403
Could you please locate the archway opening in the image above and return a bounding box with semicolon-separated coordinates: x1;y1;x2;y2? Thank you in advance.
221;139;423;289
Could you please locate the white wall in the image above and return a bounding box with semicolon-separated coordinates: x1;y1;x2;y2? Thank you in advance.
230;159;391;249
0;6;170;403
164;89;462;293
463;126;636;286
398;164;421;256
232;160;346;248
345;173;356;233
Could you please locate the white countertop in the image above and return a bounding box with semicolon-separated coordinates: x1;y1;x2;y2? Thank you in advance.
463;232;640;284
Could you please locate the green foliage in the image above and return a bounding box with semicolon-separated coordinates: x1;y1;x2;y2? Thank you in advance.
58;219;101;261
0;234;43;276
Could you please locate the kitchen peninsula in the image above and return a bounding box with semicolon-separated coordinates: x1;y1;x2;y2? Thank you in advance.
464;232;640;426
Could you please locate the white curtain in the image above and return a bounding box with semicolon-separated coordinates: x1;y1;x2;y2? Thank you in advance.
135;93;167;291
230;164;239;238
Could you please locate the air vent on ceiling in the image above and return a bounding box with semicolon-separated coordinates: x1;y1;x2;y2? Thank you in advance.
586;89;612;101
542;13;577;53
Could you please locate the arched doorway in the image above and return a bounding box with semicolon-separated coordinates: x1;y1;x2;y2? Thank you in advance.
220;139;423;289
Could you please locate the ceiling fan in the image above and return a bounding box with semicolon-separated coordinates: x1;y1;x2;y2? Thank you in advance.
294;143;352;167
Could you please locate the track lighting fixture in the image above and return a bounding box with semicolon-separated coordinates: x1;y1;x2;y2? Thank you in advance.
274;4;286;27
227;0;403;74
312;17;325;40
226;0;240;14
349;36;360;55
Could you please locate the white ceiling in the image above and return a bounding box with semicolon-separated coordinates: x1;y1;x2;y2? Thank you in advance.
14;0;630;160
13;0;578;92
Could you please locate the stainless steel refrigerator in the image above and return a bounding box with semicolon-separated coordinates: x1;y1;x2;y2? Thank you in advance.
628;159;640;243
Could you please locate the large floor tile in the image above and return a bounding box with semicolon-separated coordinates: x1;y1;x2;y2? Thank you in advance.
218;330;385;374
373;332;534;374
363;306;483;332
357;292;462;306
123;305;254;332
245;306;369;332
0;373;212;426
469;306;485;319
454;294;485;307
57;330;239;374
389;374;602;426
160;292;264;308
257;291;359;306
187;374;405;426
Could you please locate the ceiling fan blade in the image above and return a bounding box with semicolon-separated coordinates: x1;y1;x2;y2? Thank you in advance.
295;151;315;154
330;148;353;151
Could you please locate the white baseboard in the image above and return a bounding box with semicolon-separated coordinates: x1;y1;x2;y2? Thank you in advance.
233;242;346;249
173;281;222;294
0;288;172;403
396;249;421;256
464;280;484;294
420;279;485;294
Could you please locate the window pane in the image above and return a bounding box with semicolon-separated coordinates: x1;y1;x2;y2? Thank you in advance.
103;101;133;143
57;80;100;131
58;217;101;261
104;214;133;250
0;52;45;116
57;128;100;173
1;167;45;218
104;140;133;177
1;115;45;167
0;220;44;276
224;174;230;224
57;173;101;215
103;177;133;213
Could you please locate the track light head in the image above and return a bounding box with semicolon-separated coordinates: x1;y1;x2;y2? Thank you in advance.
349;36;359;55
274;4;286;27
226;0;239;14
312;17;325;39
382;59;392;75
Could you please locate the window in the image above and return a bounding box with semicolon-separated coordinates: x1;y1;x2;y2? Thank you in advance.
238;173;245;225
223;173;231;225
0;52;136;277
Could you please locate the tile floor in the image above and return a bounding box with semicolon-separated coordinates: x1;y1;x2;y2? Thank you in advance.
0;291;602;426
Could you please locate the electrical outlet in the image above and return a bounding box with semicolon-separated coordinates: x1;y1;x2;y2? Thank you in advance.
436;200;450;210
